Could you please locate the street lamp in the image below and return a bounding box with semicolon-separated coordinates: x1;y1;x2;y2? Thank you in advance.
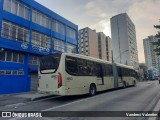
113;49;129;63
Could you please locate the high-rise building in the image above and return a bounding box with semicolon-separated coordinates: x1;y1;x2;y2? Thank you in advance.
78;27;112;62
78;27;99;58
106;36;113;62
143;35;160;76
111;13;139;70
0;0;78;94
97;32;112;62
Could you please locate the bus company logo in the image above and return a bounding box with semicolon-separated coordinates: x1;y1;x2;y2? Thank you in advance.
32;45;50;53
2;112;11;117
21;43;28;50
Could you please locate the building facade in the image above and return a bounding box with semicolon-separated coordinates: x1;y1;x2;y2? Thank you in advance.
143;35;160;77
98;32;112;62
139;63;148;81
0;0;78;94
111;13;139;70
78;27;99;58
106;36;112;62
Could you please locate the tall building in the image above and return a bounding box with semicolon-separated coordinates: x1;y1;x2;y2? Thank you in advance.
139;63;148;81
98;32;112;62
106;36;113;62
0;0;78;94
143;35;160;76
111;13;139;70
78;27;99;58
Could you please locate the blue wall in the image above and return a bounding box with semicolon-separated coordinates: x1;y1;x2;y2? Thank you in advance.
0;0;78;94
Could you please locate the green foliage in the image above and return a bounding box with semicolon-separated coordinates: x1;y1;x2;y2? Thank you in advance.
153;21;160;55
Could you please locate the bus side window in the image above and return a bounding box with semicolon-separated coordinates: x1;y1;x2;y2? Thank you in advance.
66;56;77;75
77;59;86;75
105;64;113;76
86;61;94;76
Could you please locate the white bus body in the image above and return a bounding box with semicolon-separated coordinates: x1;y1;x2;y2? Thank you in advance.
38;53;137;96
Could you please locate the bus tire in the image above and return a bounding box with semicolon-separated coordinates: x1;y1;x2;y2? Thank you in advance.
123;81;126;89
89;84;96;96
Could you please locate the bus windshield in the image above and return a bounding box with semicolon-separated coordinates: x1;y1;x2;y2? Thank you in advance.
40;53;61;74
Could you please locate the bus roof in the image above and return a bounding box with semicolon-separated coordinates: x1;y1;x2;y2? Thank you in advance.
115;63;134;69
51;52;135;70
62;53;112;65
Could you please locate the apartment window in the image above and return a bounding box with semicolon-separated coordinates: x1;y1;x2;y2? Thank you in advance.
3;0;30;20
6;51;12;61
67;43;76;53
53;38;65;52
52;20;65;35
32;10;50;29
67;27;76;39
29;55;39;65
1;21;30;43
0;50;5;61
85;33;87;37
0;50;24;63
32;31;50;48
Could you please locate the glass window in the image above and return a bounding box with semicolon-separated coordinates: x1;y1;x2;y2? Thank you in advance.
31;31;50;48
10;24;17;40
32;9;50;29
95;64;102;76
67;43;76;53
2;21;10;39
12;0;18;15
29;55;39;65
17;27;24;41
24;6;30;20
66;56;77;75
67;27;76;39
6;70;12;75
3;0;11;12
1;20;30;42
3;0;30;20
19;53;24;63
0;71;6;75
52;20;65;35
18;71;24;75
105;64;113;76
13;52;18;62
6;51;12;61
53;38;65;52
18;4;24;18
0;50;5;61
12;71;18;75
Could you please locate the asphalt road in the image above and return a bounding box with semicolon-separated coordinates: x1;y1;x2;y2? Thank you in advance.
0;81;160;120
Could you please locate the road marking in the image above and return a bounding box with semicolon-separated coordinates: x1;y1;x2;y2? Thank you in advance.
5;103;26;107
42;94;102;111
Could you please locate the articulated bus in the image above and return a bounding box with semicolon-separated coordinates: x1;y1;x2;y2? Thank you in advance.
38;53;137;96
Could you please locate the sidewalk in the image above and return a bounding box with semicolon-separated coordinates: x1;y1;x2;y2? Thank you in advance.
0;91;55;107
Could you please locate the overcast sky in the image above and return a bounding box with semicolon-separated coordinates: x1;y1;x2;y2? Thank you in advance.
35;0;160;63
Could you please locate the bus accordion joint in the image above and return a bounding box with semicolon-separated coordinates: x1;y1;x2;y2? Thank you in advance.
58;72;62;88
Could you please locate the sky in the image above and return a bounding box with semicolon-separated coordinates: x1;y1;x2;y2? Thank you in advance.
35;0;160;63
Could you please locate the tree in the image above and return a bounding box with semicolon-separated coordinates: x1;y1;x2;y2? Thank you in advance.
153;20;160;55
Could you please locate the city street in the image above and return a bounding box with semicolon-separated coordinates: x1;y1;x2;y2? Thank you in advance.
0;81;160;120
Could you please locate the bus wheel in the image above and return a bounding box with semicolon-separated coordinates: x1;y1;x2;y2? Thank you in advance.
123;81;126;89
89;84;96;96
